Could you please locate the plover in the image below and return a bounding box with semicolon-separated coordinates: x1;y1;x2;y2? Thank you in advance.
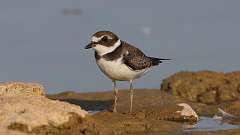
85;31;170;113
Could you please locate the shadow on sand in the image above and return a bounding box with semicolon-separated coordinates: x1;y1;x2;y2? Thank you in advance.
49;98;113;111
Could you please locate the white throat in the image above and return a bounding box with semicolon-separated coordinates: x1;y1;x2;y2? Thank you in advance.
93;39;121;56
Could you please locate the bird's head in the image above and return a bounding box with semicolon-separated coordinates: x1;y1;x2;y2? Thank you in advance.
85;31;121;56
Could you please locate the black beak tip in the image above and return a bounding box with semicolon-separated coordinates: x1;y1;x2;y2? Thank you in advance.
84;43;92;49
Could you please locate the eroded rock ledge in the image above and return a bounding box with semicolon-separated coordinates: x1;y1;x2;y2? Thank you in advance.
161;71;240;104
0;81;45;96
0;82;88;135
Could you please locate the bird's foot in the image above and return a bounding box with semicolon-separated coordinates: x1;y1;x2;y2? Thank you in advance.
129;109;133;114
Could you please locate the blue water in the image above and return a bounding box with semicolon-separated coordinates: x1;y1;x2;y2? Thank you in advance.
1;1;240;93
184;117;240;132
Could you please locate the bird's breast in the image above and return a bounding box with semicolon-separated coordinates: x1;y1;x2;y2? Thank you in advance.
96;57;147;81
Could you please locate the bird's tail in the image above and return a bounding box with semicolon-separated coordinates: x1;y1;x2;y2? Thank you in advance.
150;57;171;66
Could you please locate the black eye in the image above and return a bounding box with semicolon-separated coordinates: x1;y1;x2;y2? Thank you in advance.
101;36;108;42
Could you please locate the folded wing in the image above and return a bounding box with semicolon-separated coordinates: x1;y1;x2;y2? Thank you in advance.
122;41;170;70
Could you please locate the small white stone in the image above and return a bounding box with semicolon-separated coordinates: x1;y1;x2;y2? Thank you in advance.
177;103;199;121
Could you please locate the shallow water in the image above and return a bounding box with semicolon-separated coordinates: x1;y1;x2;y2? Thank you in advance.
184;116;240;132
88;110;100;115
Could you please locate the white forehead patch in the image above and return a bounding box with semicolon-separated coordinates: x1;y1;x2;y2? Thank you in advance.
91;36;101;42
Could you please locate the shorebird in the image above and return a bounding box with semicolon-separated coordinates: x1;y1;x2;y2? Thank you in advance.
85;31;170;113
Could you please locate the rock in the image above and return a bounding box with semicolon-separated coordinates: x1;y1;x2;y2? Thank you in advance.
0;82;45;96
0;82;88;135
214;108;236;119
197;90;217;104
8;114;105;135
218;87;238;102
176;103;199;122
237;84;240;93
185;102;218;117
222;101;240;117
161;71;240;104
50;89;198;123
214;101;240;125
212;108;237;124
92;111;183;135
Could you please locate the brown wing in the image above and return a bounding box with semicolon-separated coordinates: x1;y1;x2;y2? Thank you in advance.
122;41;161;70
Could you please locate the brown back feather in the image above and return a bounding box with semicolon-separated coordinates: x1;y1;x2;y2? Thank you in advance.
122;41;160;70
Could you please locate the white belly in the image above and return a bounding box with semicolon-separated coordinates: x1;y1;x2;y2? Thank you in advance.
96;58;148;81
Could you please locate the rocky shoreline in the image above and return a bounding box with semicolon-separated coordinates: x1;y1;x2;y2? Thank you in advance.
1;71;240;135
48;89;240;135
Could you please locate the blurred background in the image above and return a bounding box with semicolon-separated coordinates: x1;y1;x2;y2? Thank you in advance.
0;0;239;93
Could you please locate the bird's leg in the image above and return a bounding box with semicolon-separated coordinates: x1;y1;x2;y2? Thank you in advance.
129;80;134;113
113;80;118;113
